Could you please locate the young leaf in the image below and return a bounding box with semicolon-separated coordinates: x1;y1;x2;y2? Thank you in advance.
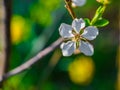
90;5;106;25
84;18;91;26
94;18;109;27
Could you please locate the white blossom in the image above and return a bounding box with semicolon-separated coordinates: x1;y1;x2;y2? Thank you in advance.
72;0;86;7
59;18;99;56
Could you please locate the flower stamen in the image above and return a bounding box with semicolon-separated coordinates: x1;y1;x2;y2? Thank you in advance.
72;33;81;42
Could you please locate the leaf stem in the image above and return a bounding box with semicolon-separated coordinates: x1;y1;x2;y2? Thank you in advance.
64;0;76;19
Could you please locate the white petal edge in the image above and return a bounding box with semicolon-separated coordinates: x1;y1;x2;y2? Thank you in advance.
81;26;99;40
79;41;94;56
72;0;86;6
60;41;76;56
59;23;74;38
72;18;85;33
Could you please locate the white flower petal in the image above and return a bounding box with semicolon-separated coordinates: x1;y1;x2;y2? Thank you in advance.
59;23;74;38
72;0;86;6
72;18;85;33
60;41;76;56
79;41;94;56
81;26;99;40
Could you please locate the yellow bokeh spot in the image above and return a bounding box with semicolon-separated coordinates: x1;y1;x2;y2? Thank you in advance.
11;15;25;44
68;56;95;85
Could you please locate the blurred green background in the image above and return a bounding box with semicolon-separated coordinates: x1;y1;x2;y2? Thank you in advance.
2;0;119;90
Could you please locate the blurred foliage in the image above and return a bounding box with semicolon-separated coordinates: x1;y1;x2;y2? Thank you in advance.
2;0;119;90
30;0;61;26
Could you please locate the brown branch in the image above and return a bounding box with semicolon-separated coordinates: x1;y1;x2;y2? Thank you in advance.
0;38;63;83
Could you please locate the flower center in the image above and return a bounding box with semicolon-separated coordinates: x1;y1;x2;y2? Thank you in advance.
75;34;81;41
71;29;86;42
71;30;81;42
72;33;81;42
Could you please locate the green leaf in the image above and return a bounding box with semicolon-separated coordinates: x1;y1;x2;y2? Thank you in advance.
96;6;106;18
90;5;106;25
94;18;109;27
84;18;91;26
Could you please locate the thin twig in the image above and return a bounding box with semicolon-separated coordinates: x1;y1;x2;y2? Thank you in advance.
0;38;63;83
64;0;76;19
